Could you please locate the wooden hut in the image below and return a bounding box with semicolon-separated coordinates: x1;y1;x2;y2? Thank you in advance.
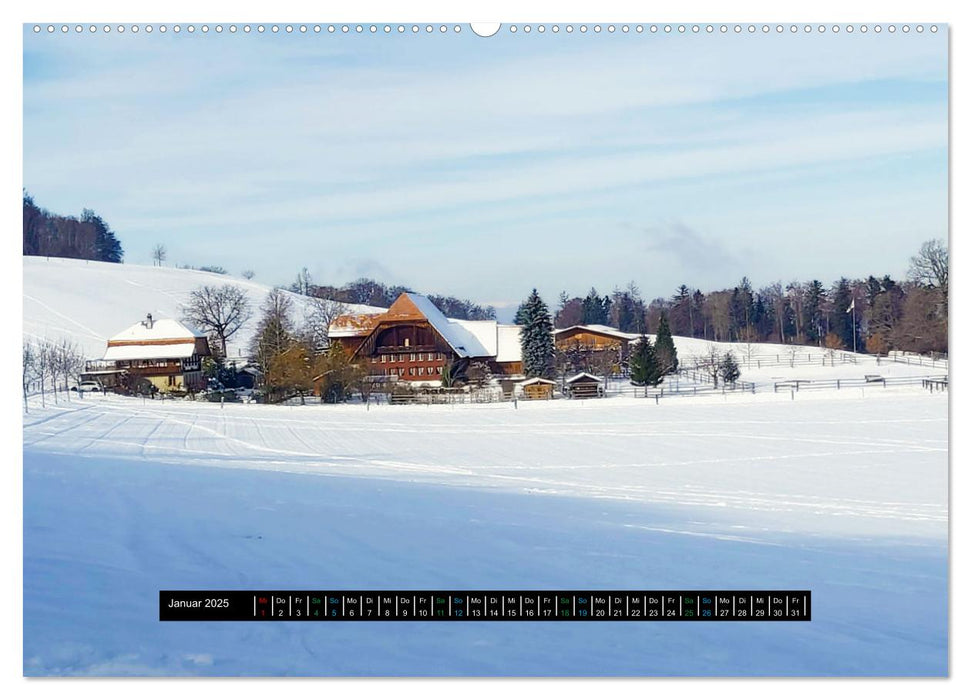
516;377;556;400
564;372;604;399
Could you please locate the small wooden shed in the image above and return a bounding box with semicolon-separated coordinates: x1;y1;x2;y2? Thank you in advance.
516;377;556;400
564;372;604;399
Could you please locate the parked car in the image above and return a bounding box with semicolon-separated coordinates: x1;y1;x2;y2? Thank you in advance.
76;381;104;394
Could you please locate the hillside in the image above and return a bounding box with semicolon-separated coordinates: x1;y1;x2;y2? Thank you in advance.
23;256;384;360
23;256;945;388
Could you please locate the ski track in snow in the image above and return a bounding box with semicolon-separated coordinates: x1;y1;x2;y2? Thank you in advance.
23;390;948;539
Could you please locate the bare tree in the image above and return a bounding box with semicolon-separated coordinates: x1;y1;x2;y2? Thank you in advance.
249;289;296;388
302;297;346;353
908;239;948;310
744;341;756;368
182;285;253;357
693;345;722;387
52;339;84;401
291;267;313;296
23;340;37;412
241;269;255;280
787;345;800;368
39;340;59;404
152;244;167;267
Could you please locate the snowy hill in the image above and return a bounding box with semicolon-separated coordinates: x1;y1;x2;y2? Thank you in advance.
23;256;385;360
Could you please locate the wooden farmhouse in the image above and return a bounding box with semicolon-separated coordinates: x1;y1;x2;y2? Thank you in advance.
329;292;523;385
554;324;640;365
82;314;211;393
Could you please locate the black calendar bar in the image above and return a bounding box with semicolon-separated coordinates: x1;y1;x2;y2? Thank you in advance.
159;590;811;621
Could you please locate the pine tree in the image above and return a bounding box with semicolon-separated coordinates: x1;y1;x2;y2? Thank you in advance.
719;351;740;386
518;289;555;379
654;313;678;375
629;333;662;386
513;301;529;326
830;278;855;351
803;280;826;344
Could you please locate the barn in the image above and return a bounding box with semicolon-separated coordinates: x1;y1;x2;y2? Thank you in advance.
330;292;523;384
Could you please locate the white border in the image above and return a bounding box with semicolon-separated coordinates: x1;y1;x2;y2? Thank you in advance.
4;1;964;700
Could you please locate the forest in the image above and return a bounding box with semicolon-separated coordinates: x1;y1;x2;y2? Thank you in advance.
535;239;948;356
289;267;497;321
22;193;124;263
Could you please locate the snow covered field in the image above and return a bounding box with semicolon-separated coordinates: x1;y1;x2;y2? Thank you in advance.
23;388;948;676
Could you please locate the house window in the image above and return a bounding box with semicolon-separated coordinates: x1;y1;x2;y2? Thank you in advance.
404;338;410;347
168;375;176;386
381;355;386;363
437;366;442;374
409;367;416;376
418;353;424;361
410;353;416;362
418;367;424;376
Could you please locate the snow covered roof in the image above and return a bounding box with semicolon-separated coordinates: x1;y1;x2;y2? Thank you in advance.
555;324;641;341
517;377;556;386
108;317;206;344
329;312;384;338
565;372;603;384
103;316;206;361
452;320;497;356
432;320;523;363
496;324;523;363
399;294;489;359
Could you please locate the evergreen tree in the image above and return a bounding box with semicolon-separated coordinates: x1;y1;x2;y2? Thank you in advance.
719;351;741;385
518;289;555;379
81;209;124;263
611;283;644;333
654;313;679;375
629;333;662;386
581;288;610;325
513;301;529;326
803;280;826;344
830;278;855;350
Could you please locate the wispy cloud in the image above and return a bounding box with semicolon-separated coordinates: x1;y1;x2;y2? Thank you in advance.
23;29;947;302
634;221;743;274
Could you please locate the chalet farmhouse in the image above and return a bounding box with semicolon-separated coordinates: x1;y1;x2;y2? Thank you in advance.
82;314;212;393
330;292;523;384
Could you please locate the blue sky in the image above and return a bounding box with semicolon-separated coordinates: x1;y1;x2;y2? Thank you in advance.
23;25;947;317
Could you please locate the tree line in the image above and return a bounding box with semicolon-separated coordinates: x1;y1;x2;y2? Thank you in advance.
23;193;124;263
541;239;947;356
289;267;497;321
